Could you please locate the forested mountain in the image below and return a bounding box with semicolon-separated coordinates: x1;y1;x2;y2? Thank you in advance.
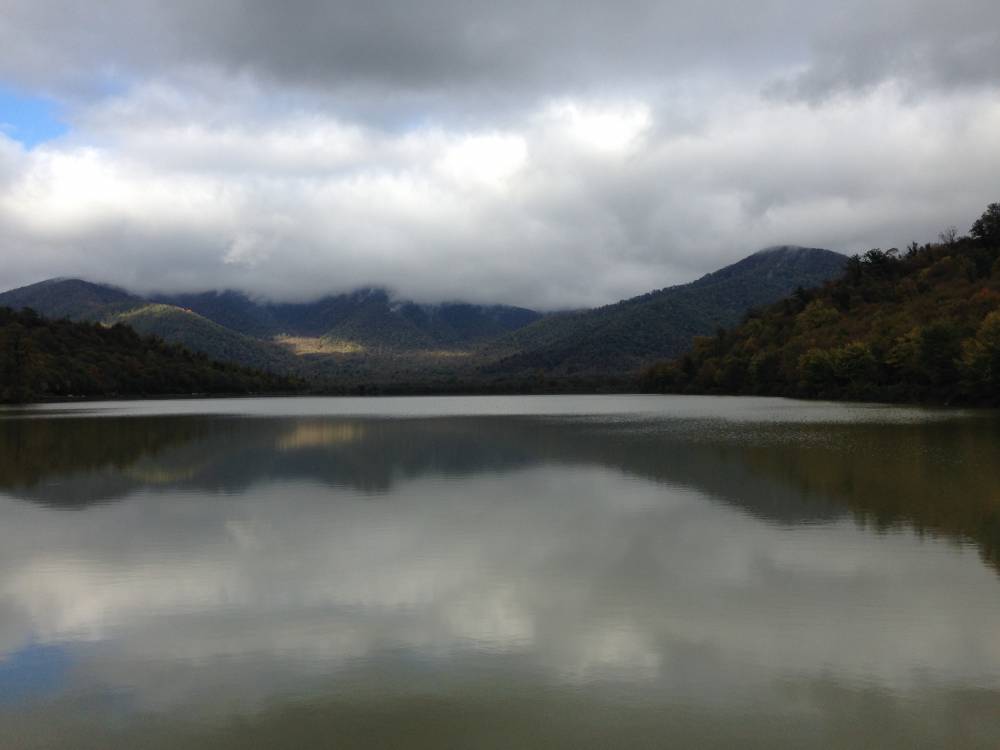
0;278;141;320
0;246;844;386
0;281;542;374
641;203;1000;405
480;246;846;376
0;307;300;403
0;281;296;372
105;304;295;372
154;289;542;347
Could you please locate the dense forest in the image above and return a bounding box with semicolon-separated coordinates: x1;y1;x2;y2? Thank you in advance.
640;203;1000;406
0;307;302;403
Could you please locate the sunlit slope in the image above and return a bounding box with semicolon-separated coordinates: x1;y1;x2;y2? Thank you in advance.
105;303;298;372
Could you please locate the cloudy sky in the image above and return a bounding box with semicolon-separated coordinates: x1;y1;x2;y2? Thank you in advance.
0;0;998;308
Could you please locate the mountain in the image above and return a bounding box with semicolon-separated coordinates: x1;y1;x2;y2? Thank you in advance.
640;203;1000;405
105;304;295;372
149;290;282;338
0;307;299;403
0;279;543;378
479;246;847;377
152;289;543;349
0;278;142;320
0;280;296;372
0;245;845;385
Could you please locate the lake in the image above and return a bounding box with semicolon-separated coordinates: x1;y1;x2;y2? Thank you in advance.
1;395;1000;748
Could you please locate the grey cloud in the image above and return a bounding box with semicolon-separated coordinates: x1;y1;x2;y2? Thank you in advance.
0;1;783;98
769;0;1000;102
4;0;998;105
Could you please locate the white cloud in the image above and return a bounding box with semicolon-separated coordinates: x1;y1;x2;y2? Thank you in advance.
1;81;997;308
0;1;998;307
545;100;652;155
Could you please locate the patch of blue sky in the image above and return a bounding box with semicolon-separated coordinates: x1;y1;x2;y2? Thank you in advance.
0;86;68;148
0;643;72;704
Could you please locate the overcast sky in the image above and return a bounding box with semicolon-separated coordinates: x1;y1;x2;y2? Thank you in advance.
0;0;998;308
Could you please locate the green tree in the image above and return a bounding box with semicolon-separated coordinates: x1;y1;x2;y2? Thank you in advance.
832;342;878;397
798;348;836;395
963;311;1000;399
970;202;1000;245
0;324;36;403
918;322;962;388
749;349;780;393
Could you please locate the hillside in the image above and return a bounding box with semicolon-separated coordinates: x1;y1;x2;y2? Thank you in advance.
0;281;543;377
479;246;846;376
0;278;142;320
640;203;1000;405
106;304;296;372
152;289;543;348
0;246;845;386
0;307;301;403
0;281;297;374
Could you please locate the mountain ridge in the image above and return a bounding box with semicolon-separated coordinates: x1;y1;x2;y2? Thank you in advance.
0;245;847;383
479;245;846;376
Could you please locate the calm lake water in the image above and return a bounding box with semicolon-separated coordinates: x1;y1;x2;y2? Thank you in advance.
2;395;1000;748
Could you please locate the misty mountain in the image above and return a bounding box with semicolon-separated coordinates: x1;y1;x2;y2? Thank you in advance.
0;246;845;383
0;280;543;373
480;246;847;376
151;289;543;350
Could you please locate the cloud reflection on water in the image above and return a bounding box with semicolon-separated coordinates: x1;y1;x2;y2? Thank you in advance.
0;399;999;746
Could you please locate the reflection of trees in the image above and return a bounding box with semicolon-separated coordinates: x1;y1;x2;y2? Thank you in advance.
2;411;999;571
0;417;215;505
738;420;1000;571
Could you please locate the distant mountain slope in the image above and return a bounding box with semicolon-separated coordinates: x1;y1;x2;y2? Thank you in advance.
0;278;142;320
640;203;1000;405
0;245;844;382
392;300;543;348
0;280;295;373
0;306;298;403
0;280;541;373
151;290;282;338
106;304;296;372
480;246;847;376
154;288;543;348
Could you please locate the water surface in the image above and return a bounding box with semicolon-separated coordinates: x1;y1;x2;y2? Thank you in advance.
2;395;1000;748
